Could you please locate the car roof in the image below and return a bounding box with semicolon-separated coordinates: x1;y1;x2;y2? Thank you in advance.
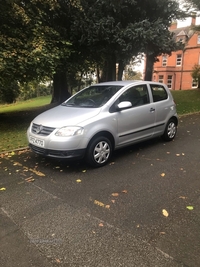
94;80;166;87
94;80;141;86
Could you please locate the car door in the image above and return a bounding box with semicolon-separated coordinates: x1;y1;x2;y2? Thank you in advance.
149;83;173;135
115;84;156;147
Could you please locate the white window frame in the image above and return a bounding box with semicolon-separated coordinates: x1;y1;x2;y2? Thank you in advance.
198;35;200;44
176;54;182;66
162;55;167;66
167;75;173;89
192;78;198;88
158;75;164;83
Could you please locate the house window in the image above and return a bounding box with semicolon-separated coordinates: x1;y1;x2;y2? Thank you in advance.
162;55;167;66
158;75;164;83
176;54;182;66
198;35;200;44
192;78;198;88
167;75;173;89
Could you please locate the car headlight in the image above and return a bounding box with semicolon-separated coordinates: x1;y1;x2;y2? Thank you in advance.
55;126;84;137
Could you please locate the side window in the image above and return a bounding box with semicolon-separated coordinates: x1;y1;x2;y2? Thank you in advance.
119;85;150;107
150;85;168;102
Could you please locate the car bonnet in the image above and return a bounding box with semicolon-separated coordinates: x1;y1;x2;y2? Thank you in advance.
31;105;101;128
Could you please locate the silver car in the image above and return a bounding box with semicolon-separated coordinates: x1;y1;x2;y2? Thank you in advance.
27;81;178;167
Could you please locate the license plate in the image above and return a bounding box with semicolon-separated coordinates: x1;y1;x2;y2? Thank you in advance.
29;136;44;147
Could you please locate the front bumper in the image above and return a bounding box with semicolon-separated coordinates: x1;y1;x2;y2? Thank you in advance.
29;144;86;159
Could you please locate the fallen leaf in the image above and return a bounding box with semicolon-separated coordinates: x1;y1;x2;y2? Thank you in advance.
111;200;115;204
162;209;169;217
25;177;35;182
176;154;180;156
160;232;166;235
29;168;45;176
122;190;128;194
111;193;119;197
0;187;6;191
186;206;194;210
55;258;61;263
161;173;165;177
99;223;104;227
179;196;187;199
105;205;110;209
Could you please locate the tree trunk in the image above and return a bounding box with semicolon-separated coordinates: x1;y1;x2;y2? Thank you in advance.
144;54;155;81
51;71;71;104
100;54;116;82
117;60;125;81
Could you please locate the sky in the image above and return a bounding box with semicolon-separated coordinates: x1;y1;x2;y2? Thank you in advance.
177;16;200;27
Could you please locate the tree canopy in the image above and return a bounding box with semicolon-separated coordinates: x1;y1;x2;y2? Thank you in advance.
0;0;187;103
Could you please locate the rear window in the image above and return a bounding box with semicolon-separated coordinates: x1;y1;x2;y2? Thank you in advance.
150;84;168;102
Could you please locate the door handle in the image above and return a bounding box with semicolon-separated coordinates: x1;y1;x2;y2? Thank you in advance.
150;107;155;112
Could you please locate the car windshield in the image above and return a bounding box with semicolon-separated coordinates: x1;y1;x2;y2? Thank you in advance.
63;85;123;108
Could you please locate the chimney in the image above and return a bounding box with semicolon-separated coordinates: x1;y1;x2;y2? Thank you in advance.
170;21;177;30
191;12;196;25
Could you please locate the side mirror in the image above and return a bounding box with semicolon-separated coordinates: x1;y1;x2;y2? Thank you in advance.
117;101;132;110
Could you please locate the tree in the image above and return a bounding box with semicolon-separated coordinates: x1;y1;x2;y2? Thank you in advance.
0;81;20;103
0;0;187;103
75;0;186;81
136;0;186;80
191;64;200;88
181;0;200;11
0;0;73;103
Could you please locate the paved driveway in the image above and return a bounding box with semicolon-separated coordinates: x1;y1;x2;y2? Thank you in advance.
0;113;200;267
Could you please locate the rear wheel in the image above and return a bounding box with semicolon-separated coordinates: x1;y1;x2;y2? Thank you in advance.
86;136;112;167
162;118;177;141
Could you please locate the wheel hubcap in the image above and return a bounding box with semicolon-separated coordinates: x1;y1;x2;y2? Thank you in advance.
93;141;110;164
167;122;176;138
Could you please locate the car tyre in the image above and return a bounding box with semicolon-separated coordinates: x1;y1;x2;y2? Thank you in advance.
162;118;177;141
86;136;112;167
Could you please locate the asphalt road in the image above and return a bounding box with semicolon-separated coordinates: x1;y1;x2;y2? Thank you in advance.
0;113;200;267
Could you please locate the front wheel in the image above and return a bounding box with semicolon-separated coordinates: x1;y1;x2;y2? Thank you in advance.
86;136;112;167
162;118;177;141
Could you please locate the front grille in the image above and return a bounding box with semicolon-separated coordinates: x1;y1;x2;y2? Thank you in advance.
29;144;47;155
31;123;56;136
29;144;85;159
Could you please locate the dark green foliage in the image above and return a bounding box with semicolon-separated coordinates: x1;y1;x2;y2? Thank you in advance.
0;0;187;103
0;81;20;104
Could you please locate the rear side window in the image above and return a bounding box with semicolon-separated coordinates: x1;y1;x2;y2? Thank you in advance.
150;84;168;102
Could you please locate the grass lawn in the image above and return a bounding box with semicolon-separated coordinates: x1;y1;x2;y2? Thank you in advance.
0;96;52;153
171;89;200;115
0;90;200;153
